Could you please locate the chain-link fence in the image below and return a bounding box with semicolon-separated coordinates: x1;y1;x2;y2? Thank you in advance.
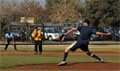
0;23;120;44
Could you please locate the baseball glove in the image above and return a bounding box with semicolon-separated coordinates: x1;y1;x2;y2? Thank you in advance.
59;34;65;41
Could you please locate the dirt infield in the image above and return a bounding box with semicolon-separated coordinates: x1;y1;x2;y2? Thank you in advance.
0;52;119;57
2;63;120;71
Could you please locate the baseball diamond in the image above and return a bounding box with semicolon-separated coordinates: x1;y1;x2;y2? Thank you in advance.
0;0;120;71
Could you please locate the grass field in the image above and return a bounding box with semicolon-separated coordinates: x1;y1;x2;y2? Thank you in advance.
0;45;120;70
0;45;120;52
0;55;120;68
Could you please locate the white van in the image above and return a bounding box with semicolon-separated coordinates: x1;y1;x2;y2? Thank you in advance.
44;28;63;41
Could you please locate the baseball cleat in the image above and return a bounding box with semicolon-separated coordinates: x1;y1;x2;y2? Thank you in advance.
34;52;37;54
39;52;42;54
57;61;67;66
99;59;104;63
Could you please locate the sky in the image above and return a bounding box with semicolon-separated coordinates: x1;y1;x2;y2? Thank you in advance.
33;0;46;7
0;0;86;7
0;0;46;7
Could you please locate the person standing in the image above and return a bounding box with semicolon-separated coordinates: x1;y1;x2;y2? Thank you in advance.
4;31;17;51
58;19;111;66
32;27;42;54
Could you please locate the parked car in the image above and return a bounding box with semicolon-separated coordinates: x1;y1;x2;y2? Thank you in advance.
44;28;63;41
11;31;20;40
91;34;99;41
114;29;120;41
62;27;80;40
102;27;112;40
93;27;112;41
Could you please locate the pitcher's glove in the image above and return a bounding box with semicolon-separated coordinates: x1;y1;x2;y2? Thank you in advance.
59;34;65;41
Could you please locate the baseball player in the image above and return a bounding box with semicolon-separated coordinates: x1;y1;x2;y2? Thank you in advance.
58;19;111;66
32;27;42;54
4;31;17;51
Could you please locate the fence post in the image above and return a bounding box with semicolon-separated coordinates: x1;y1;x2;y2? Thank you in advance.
26;23;28;43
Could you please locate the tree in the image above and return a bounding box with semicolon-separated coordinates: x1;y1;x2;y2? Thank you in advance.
20;0;49;40
8;5;21;21
83;0;120;28
0;17;10;39
45;0;61;9
46;0;82;24
111;0;120;27
20;0;49;24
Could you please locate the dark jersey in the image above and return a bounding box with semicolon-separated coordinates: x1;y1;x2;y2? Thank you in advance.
77;26;96;45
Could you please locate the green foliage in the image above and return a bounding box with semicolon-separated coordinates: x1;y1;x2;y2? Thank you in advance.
0;0;119;28
46;0;82;23
45;0;61;9
83;0;120;28
0;17;10;39
18;0;49;24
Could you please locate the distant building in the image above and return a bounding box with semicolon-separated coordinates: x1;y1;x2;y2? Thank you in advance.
20;17;34;24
